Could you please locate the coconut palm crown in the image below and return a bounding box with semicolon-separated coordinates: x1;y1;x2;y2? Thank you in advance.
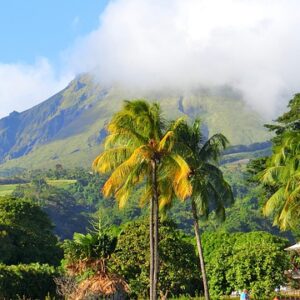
93;100;192;207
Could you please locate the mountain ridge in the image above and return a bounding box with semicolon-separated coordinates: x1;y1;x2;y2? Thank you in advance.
0;74;271;174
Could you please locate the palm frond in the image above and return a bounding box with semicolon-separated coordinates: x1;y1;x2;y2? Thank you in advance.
168;153;192;200
139;183;152;206
158;178;174;210
93;147;131;173
198;133;229;163
158;131;174;152
102;145;151;197
263;188;285;217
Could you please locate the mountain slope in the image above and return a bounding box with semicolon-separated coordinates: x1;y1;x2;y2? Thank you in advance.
0;74;270;174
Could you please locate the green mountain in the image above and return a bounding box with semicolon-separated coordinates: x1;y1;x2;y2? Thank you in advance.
0;74;270;174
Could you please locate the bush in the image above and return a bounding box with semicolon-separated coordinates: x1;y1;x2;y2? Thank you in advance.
0;263;59;299
202;231;290;299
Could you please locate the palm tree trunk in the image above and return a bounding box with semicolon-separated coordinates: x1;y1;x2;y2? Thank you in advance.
150;192;154;300
151;159;159;300
153;178;159;300
192;199;210;300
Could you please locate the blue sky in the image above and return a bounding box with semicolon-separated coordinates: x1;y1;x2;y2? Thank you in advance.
0;0;108;66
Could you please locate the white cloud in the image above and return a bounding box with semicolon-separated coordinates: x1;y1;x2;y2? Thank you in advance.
0;58;72;118
2;0;300;119
67;0;300;118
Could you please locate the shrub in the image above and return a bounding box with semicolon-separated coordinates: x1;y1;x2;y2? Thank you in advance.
0;263;59;299
202;231;290;299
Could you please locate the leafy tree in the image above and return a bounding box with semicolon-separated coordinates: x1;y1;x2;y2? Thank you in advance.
13;182;90;239
260;132;300;230
93;100;192;300
265;93;300;143
248;93;300;234
0;196;62;265
110;218;199;299
175;120;233;300
202;231;290;300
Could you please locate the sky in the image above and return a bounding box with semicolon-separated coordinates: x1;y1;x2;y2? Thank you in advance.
0;0;108;117
0;0;300;119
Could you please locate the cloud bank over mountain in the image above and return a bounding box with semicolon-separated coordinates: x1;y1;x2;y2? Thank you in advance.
68;0;300;117
1;0;300;118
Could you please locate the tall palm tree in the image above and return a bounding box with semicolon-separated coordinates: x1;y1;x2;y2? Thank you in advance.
176;120;233;300
93;100;192;300
260;131;300;230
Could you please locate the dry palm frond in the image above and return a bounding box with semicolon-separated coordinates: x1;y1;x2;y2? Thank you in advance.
66;258;107;276
70;272;130;300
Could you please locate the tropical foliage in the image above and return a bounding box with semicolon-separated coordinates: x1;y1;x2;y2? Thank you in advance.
13;180;89;239
202;231;290;300
59;225;128;299
93;100;193;299
1;95;299;299
110;218;199;299
257;94;300;230
261;132;300;229
92;100;192;210
0;196;62;265
175;120;233;300
0;263;58;299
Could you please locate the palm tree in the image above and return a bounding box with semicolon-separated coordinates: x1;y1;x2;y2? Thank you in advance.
93;100;192;300
260;131;300;230
176;120;233;300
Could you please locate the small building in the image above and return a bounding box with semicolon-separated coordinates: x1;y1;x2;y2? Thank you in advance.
285;243;300;254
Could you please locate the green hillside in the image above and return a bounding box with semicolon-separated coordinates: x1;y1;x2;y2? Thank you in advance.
0;74;270;174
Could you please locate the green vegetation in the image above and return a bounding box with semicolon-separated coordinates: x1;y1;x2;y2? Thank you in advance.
261;132;300;229
0;196;62;299
250;94;300;233
0;178;76;196
202;231;290;299
256;94;300;231
0;263;58;299
111;219;199;299
0;184;18;196
175;119;233;300
47;178;77;187
0;94;298;299
57;225;125;299
12;179;90;239
0;196;62;265
93;100;193;300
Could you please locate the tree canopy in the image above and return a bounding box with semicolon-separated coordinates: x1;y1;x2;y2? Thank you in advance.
110;218;200;299
0;196;62;265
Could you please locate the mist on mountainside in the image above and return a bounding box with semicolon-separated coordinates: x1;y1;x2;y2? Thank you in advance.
67;0;300;119
0;74;271;173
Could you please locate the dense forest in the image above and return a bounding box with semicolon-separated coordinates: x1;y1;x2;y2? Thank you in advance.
0;94;299;299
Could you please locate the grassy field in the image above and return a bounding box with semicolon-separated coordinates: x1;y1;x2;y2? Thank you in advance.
0;184;19;196
0;179;77;196
46;179;77;188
